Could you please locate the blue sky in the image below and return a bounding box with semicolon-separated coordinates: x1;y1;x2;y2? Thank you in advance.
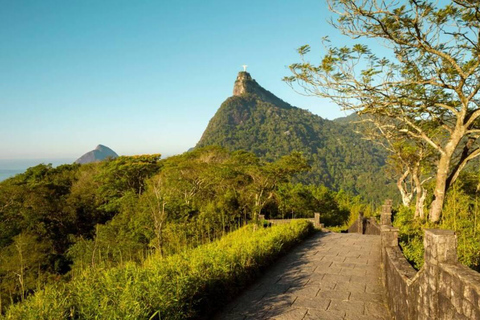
1;0;353;160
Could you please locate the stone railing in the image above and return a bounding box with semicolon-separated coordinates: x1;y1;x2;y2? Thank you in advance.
379;200;480;319
260;212;323;229
347;211;381;235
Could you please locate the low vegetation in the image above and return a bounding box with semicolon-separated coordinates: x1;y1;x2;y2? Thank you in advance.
394;171;480;271
3;220;314;320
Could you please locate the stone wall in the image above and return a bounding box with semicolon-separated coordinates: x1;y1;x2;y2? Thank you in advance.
347;211;380;235
364;218;381;235
347;217;361;233
378;201;480;320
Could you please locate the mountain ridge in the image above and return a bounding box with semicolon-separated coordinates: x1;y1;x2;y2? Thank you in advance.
196;72;396;202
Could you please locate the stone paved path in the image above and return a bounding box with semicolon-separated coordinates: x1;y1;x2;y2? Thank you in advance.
214;232;392;320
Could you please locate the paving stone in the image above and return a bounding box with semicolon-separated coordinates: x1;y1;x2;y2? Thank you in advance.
268;307;308;320
365;301;391;318
262;292;297;307
303;308;345;319
344;256;369;264
295;268;317;277
325;255;347;263
286;284;321;297
306;276;337;289
322;273;351;282
323;266;343;275
349;291;384;303
333;281;366;294
311;261;333;271
276;276;309;287
350;274;381;284
331;262;358;269
317;289;350;300
328;299;366;315
264;283;291;294
339;267;367;277
291;296;330;310
345;314;388;320
344;251;362;258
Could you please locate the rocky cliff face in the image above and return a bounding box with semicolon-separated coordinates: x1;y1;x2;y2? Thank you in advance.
232;71;291;109
75;144;118;164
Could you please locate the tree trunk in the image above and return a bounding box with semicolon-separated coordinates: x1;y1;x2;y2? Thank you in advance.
412;166;422;218
429;154;451;222
416;187;427;219
397;170;413;207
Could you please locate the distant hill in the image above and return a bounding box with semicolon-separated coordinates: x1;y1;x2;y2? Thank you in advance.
332;112;360;124
75;144;118;164
196;71;397;203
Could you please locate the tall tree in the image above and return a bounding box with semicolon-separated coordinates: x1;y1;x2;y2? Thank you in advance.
246;152;310;222
359;115;433;217
285;0;480;222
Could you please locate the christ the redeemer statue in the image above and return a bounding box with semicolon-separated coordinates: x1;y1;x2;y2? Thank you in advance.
242;65;248;72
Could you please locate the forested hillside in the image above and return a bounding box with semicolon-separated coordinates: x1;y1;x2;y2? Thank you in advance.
197;72;397;202
0;146;365;314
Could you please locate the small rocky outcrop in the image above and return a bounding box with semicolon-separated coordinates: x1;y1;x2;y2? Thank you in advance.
75;144;118;164
232;71;290;109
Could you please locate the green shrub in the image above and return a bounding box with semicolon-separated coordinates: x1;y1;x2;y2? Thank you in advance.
4;220;313;320
393;184;480;271
393;206;425;269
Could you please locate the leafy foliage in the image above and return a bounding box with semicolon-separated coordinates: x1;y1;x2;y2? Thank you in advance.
286;0;480;222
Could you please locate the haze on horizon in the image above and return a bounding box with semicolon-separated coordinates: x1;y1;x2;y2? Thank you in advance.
1;0;354;160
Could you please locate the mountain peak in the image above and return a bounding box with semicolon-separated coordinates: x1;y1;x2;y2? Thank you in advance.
95;144;110;152
232;71;290;108
233;71;254;96
75;144;119;164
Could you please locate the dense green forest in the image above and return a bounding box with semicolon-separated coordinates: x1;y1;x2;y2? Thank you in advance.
0;146;363;315
197;75;397;203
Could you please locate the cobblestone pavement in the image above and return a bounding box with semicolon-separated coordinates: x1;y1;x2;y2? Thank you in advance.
214;232;392;320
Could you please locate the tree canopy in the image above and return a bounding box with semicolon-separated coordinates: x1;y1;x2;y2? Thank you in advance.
285;0;480;222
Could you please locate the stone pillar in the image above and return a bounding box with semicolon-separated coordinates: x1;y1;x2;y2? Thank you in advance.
419;229;457;319
424;229;457;265
314;212;321;228
358;211;364;234
380;226;399;247
381;200;393;226
380;225;399;288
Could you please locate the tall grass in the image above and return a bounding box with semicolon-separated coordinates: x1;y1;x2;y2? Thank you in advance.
4;220;313;320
